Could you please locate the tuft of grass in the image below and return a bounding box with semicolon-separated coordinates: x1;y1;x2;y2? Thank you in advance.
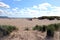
33;25;39;30
46;24;55;37
33;25;47;32
33;25;42;31
33;23;60;37
47;28;54;37
0;25;18;36
42;25;47;32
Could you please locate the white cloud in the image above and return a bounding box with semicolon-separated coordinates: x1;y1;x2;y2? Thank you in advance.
0;9;8;16
18;3;60;17
0;2;10;8
1;3;60;18
0;9;4;14
39;3;51;10
7;3;60;18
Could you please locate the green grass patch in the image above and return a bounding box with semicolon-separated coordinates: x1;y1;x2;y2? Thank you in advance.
0;25;18;36
33;23;60;37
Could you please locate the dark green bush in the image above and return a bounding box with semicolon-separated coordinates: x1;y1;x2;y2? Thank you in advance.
55;23;60;31
42;25;47;32
48;24;60;31
33;23;60;37
33;25;39;30
0;25;18;36
46;25;55;37
53;24;60;31
37;26;43;31
46;16;55;20
38;16;60;20
47;29;54;37
56;16;60;20
38;16;47;20
33;25;47;32
33;25;41;31
47;24;55;30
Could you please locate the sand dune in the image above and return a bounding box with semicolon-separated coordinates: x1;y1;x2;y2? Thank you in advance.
0;18;60;40
0;18;60;30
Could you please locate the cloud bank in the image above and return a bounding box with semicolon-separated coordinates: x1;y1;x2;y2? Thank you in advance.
10;3;60;18
0;2;60;18
0;2;10;8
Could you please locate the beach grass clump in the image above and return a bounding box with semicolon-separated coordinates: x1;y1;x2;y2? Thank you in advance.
33;25;47;32
33;25;42;31
0;25;18;36
48;23;60;31
46;24;55;37
33;23;60;31
33;25;39;30
33;23;60;37
47;28;54;37
42;25;47;32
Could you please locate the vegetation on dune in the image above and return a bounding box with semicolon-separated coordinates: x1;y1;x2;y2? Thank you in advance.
33;23;60;37
42;25;47;32
0;25;18;36
47;25;55;37
47;28;54;37
33;25;39;30
33;25;47;32
48;24;60;31
38;16;60;20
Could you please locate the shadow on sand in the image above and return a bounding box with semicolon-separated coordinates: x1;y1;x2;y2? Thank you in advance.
45;36;54;40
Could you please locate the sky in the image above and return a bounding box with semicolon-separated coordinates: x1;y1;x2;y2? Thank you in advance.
0;0;60;18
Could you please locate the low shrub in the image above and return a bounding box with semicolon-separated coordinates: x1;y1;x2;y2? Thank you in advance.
53;24;60;31
37;26;43;31
0;25;18;36
55;23;60;31
46;17;55;20
38;16;60;20
47;28;54;37
48;23;60;31
33;25;39;30
42;25;47;32
38;16;48;20
46;25;55;37
33;23;60;37
33;25;47;32
56;17;60;20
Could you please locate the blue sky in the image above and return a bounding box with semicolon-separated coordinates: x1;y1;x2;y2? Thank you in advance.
0;0;60;18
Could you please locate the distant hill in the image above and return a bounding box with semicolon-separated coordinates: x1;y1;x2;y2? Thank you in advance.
0;16;9;18
38;16;60;20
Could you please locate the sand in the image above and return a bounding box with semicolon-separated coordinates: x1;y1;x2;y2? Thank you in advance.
0;18;59;40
